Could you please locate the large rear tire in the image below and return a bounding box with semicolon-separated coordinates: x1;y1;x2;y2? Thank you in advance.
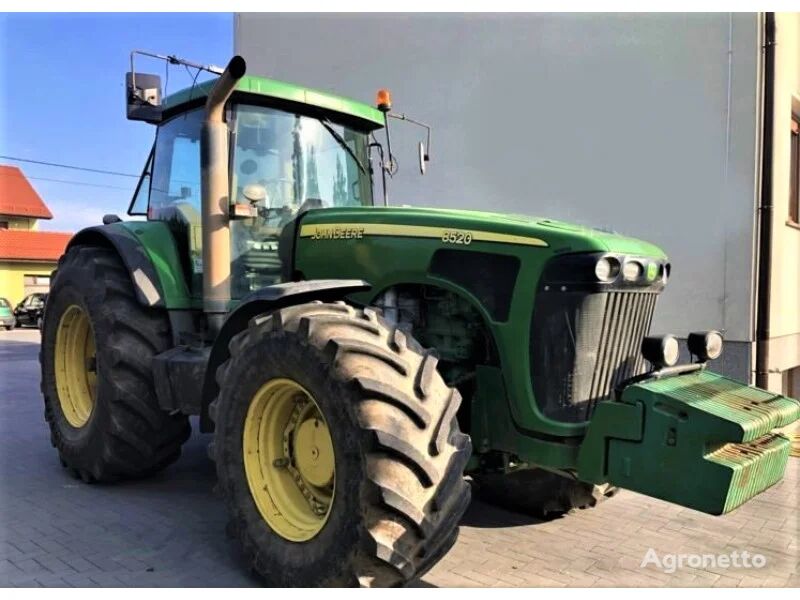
40;245;190;482
473;467;617;518
210;301;472;587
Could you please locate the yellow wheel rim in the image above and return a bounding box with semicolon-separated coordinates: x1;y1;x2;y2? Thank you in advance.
243;378;335;542
54;304;97;428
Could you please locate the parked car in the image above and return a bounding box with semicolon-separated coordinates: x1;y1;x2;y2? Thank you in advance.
0;297;14;330
14;293;47;329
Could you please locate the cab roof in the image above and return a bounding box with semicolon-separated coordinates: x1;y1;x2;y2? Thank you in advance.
162;75;385;130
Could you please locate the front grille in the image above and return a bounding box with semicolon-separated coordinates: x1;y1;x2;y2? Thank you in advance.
530;290;658;423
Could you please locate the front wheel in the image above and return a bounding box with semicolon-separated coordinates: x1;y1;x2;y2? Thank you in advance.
210;302;472;587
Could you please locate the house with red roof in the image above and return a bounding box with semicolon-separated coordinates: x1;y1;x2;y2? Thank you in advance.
0;165;72;306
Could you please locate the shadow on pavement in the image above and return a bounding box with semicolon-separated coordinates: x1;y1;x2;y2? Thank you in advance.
460;496;550;529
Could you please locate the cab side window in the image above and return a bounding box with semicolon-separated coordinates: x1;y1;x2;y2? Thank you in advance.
151;109;203;215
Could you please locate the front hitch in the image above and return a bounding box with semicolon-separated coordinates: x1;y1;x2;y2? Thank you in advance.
577;365;800;515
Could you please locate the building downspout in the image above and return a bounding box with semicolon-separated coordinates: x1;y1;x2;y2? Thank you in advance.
756;13;776;389
201;55;247;334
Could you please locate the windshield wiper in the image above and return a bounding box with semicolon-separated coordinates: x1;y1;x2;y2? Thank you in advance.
318;118;368;176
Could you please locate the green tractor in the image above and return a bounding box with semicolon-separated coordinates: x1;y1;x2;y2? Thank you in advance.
40;54;800;587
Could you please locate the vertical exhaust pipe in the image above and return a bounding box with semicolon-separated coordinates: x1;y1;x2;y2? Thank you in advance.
201;55;246;332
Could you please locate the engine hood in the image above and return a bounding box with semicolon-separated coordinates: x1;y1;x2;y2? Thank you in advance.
300;206;667;259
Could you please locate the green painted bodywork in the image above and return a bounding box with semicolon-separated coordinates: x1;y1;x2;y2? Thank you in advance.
116;221;195;309
163;76;384;130
295;206;665;450
578;369;800;514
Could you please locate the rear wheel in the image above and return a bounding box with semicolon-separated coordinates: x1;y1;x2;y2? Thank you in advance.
473;467;617;518
40;245;190;482
210;301;472;586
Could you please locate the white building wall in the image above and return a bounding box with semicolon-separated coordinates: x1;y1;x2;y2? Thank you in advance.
766;12;800;392
236;13;763;380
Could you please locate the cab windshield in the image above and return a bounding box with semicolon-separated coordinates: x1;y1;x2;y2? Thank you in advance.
231;104;372;211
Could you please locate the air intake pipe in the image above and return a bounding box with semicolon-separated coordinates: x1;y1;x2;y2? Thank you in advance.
201;55;246;332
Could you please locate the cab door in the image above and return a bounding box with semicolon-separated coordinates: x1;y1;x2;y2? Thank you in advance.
128;109;204;300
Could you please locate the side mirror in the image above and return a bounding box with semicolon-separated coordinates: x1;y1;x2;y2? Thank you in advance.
418;141;428;175
126;72;163;123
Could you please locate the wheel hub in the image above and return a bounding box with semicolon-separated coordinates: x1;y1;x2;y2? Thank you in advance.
293;417;334;488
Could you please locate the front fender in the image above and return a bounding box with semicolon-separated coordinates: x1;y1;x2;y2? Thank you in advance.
199;279;371;431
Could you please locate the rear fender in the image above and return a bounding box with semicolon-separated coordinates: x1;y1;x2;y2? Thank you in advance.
66;222;191;309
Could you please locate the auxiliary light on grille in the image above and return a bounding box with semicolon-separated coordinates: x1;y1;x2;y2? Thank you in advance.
641;334;680;369
688;330;724;362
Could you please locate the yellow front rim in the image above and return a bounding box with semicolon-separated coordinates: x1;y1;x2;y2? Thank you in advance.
54;304;97;428
243;378;335;542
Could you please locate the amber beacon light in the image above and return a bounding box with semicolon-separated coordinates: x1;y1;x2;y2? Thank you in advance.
376;88;392;112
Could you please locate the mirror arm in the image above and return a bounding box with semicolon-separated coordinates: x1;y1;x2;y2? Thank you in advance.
130;49;225;105
387;112;432;162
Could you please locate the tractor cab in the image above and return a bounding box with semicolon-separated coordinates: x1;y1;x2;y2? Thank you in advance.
127;71;381;302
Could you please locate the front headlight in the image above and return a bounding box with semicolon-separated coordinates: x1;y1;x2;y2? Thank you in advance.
595;256;620;282
623;260;643;282
661;263;671;285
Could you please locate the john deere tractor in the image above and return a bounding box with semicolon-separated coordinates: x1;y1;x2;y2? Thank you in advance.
40;54;800;587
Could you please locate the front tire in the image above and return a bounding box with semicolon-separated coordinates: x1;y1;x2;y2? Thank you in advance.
210;302;472;587
40;245;190;482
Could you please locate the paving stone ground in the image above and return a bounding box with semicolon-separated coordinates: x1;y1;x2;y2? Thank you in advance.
1;328;797;587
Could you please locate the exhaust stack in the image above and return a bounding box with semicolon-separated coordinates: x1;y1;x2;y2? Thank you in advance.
201;55;246;331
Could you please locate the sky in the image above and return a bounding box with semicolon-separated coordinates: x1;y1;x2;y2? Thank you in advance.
0;13;233;232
